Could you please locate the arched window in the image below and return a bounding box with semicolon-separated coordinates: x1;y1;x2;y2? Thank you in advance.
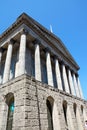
73;103;83;130
6;93;14;130
46;98;53;130
63;101;67;124
81;105;87;121
46;96;61;130
81;105;83;115
73;103;77;117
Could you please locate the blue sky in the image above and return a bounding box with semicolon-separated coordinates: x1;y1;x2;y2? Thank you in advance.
0;0;87;99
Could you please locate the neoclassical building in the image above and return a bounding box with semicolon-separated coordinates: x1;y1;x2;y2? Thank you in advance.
0;13;87;130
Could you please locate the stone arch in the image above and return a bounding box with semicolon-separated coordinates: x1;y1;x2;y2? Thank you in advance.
62;100;67;125
5;92;14;105
0;93;14;130
81;105;83;114
5;93;14;130
62;100;74;130
5;92;14;130
73;103;77;117
46;96;61;130
73;103;83;130
81;105;87;122
67;104;74;130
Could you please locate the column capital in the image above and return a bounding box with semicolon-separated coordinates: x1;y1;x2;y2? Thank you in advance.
75;73;79;77
52;55;60;62
72;71;78;77
33;38;41;45
44;47;51;53
21;28;28;35
0;47;6;53
60;60;65;65
66;65;70;70
10;39;16;45
53;55;58;60
0;47;4;52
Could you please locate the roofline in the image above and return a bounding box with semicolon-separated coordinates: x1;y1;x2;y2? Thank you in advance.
0;13;80;70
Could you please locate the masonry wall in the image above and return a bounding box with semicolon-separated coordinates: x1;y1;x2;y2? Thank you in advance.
0;75;87;130
35;78;87;130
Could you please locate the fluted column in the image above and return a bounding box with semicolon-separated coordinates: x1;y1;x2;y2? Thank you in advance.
0;48;3;84
34;39;41;81
18;29;27;76
73;73;80;97
3;40;14;83
62;63;70;93
55;58;62;90
68;69;75;95
77;76;84;99
46;49;53;86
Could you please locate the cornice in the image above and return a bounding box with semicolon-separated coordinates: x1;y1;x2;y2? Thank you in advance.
0;13;80;70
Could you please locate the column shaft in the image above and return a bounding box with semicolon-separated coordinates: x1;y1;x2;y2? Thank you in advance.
46;51;53;86
77;77;84;99
0;50;2;84
55;58;62;90
19;33;26;75
62;64;70;93
35;43;41;81
0;50;2;63
73;74;80;97
68;69;75;95
3;42;13;83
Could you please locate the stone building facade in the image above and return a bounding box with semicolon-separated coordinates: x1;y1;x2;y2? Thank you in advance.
0;13;87;130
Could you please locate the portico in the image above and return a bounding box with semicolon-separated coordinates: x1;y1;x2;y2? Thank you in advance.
0;27;83;99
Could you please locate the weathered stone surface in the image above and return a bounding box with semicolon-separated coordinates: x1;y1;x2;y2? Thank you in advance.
0;75;87;130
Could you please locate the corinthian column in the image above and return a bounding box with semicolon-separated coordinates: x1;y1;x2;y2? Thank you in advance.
68;69;75;95
18;29;27;76
62;63;70;93
46;49;53;86
55;58;63;90
34;39;41;81
3;40;14;83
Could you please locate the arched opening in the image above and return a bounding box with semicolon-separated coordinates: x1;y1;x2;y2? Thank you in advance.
73;103;77;117
73;103;83;130
46;97;54;130
63;100;67;125
81;105;83;114
6;93;14;130
81;105;87;122
46;96;61;130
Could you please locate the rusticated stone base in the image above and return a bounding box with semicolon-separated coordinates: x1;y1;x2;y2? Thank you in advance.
0;74;87;130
